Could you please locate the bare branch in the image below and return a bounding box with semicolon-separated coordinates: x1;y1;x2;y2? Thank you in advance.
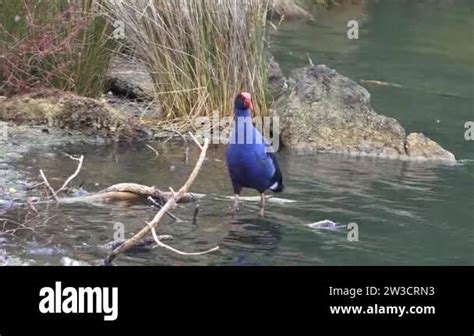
56;155;84;194
145;144;160;158
27;182;45;190
188;132;203;150
39;169;59;201
148;221;218;256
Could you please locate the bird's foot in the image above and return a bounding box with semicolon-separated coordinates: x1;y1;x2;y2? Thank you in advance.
230;194;240;217
259;193;265;217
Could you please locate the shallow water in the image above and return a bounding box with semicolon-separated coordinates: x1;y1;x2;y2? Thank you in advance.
0;140;472;266
1;0;473;265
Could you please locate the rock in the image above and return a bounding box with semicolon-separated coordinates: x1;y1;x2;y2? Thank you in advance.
0;89;147;140
273;64;456;162
270;0;313;20
106;56;155;101
61;257;89;266
405;133;456;162
267;55;288;100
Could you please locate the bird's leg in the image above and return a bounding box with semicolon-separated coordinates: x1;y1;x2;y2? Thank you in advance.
232;194;240;215
259;193;266;217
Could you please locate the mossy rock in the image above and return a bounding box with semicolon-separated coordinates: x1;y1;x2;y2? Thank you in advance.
0;90;145;139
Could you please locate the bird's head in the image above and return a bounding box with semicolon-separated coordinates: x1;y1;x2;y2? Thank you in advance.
234;92;253;112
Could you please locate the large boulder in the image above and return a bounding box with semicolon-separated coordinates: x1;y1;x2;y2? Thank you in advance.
272;64;456;162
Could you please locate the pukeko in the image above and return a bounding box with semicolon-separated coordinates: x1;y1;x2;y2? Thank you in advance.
225;92;284;216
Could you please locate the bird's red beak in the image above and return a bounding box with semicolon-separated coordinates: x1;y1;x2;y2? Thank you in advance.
245;98;253;111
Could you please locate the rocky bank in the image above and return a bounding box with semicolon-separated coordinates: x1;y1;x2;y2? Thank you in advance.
0;58;456;163
270;63;456;162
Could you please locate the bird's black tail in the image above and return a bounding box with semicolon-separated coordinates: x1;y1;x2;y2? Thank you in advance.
268;152;284;193
273;183;284;193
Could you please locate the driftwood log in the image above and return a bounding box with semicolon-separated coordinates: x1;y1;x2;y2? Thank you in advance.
58;183;205;205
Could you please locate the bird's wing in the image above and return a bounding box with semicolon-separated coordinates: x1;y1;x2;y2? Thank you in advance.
253;143;284;192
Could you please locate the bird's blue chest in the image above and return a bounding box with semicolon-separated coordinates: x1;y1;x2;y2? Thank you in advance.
226;118;275;191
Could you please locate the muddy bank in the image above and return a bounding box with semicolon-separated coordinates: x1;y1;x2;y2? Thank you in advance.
0;90;150;139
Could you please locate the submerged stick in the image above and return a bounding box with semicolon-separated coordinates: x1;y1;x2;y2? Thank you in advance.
147;196;182;222
223;195;296;204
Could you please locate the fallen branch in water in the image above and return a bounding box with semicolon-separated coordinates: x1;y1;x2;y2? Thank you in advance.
105;134;218;264
148;222;218;256
98;183;204;203
54;183;205;205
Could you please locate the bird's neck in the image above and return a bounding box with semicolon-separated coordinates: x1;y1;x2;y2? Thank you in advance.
230;108;256;145
234;108;252;120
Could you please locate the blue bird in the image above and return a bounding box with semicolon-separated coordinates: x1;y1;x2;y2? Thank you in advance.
225;92;284;216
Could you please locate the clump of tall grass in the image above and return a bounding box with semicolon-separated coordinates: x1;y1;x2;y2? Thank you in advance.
0;0;116;97
105;0;270;123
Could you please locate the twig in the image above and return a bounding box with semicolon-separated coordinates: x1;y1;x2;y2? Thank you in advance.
39;169;59;201
27;182;45;191
162;128;189;164
192;204;200;226
145;144;160;158
188;132;203;150
148;221;218;256
26;198;39;215
146;196;182;222
307;53;314;66
105;136;214;264
174;129;189;164
56;154;84;194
